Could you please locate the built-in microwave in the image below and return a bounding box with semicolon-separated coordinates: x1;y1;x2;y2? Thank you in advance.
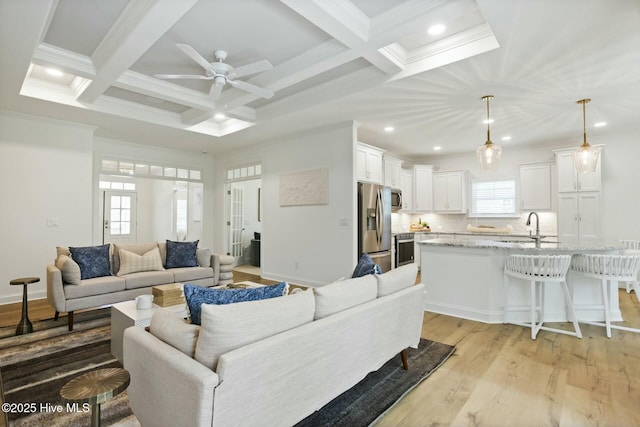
391;189;402;211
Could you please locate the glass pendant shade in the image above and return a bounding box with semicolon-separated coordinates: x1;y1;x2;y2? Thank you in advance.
573;99;599;173
477;95;501;172
477;141;502;173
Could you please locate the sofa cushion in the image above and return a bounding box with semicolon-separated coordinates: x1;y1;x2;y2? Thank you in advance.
123;270;175;290
112;242;158;274
150;310;200;357
165;240;199;268
117;247;164;276
194;289;315;370
172;266;214;284
69;244;112;280
63;275;126;299
351;253;382;278
55;255;81;285
375;263;418;297
313;274;377;320
183;282;288;325
196;248;211;267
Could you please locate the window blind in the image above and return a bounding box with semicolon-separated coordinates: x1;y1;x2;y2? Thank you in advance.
471;180;516;215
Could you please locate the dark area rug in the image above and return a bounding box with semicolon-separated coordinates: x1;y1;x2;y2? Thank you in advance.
295;338;456;427
1;309;454;427
0;309;136;426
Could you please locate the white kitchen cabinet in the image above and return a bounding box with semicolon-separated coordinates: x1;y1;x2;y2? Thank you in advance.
557;192;600;243
519;163;552;210
413;165;434;212
433;171;467;213
384;155;403;189
356;143;384;184
400;169;413;211
555;150;601;193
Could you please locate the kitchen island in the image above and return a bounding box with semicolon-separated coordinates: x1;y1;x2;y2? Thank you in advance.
418;238;623;324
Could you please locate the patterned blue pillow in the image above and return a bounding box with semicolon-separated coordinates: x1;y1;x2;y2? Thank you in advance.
351;253;382;278
183;282;288;325
69;244;112;280
165;240;199;268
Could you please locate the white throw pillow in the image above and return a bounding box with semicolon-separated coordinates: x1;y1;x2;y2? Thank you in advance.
150;310;200;357
55;254;81;285
194;290;315;371
375;263;418;297
313;274;377;320
117;247;164;275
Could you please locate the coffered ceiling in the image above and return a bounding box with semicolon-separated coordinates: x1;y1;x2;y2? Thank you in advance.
1;0;639;160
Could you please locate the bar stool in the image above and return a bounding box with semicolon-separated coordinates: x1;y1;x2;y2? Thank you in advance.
620;240;640;300
570;253;640;337
503;255;581;340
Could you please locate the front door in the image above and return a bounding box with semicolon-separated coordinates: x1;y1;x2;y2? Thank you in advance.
103;191;137;245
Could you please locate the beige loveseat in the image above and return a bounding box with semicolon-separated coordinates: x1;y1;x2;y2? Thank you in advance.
47;242;234;330
124;264;424;427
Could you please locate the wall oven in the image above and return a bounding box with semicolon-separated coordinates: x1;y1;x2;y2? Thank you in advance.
395;232;415;267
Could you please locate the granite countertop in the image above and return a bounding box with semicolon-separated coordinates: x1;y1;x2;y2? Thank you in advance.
394;231;557;238
417;237;623;252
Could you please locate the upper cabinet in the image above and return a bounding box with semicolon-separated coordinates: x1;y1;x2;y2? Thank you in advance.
414;165;434;212
384;155;403;189
433;170;467;213
519;163;552;210
555;150;601;192
400;169;414;211
356;143;384;184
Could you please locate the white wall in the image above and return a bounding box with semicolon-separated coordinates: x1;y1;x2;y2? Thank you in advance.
213;124;357;287
0;112;94;303
0;112;217;304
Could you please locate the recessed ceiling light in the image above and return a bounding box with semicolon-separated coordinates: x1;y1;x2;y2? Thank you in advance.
501;136;512;141
428;24;446;36
483;119;494;124
384;126;394;132
214;113;226;120
594;122;607;127
433;146;442;151
45;68;64;77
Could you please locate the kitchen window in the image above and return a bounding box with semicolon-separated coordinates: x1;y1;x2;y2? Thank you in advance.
470;179;516;217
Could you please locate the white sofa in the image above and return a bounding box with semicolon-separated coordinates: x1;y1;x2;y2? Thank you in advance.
47;242;234;330
123;264;424;427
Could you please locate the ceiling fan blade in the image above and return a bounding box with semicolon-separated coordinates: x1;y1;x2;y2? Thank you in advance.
227;79;274;99
209;81;224;101
176;43;213;71
232;60;273;79
154;74;212;80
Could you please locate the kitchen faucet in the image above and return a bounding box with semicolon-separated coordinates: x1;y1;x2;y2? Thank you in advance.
526;211;542;247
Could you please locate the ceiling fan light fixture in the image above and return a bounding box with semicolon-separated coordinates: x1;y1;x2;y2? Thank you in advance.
477;95;501;173
572;98;600;173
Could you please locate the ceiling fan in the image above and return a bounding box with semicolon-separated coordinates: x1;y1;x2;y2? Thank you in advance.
154;44;274;101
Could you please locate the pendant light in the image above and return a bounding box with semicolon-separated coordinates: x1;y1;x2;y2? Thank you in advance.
572;98;599;173
476;95;501;172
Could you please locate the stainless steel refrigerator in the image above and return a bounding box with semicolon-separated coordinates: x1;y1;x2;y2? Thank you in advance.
358;182;392;273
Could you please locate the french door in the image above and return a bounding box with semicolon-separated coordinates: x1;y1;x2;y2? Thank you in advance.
103;191;137;245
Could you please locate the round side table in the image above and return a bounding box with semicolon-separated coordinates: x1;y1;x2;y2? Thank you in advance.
10;277;39;335
60;367;130;427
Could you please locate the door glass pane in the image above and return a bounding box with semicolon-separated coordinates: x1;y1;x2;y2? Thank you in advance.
111;196;121;209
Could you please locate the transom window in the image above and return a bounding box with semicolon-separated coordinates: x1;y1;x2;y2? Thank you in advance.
471;179;516;216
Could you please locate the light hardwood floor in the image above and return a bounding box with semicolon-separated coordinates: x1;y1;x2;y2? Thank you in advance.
1;276;639;426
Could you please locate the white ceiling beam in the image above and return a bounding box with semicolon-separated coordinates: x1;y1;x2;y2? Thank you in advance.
32;43;96;79
0;0;57;97
281;0;406;75
76;0;198;103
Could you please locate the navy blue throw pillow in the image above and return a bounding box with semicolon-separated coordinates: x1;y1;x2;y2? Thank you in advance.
69;244;112;280
165;240;199;268
183;282;288;325
351;253;382;278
